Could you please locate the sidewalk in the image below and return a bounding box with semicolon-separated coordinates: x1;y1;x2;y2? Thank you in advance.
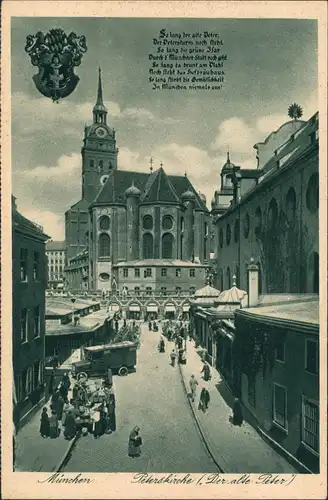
15;352;80;472
178;339;298;473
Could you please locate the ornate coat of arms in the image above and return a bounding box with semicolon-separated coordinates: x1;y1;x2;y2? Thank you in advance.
25;29;87;102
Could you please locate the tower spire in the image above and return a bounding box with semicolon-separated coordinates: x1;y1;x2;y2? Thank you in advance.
93;67;107;124
96;67;104;106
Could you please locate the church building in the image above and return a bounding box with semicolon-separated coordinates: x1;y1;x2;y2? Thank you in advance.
65;69;211;305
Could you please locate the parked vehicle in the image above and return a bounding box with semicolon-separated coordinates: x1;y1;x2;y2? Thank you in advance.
71;341;138;378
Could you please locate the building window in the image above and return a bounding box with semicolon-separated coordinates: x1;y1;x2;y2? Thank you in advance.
99;272;110;281
162;233;174;259
33;361;40;389
161;287;167;296
144;268;152;278
99;215;110;230
33;306;40;338
21;370;27;400
204;221;209;236
161;268;167;277
134;268;140;278
226;224;231;245
235;265;240;287
21;308;28;343
134;287;140;296
143;215;153;230
162;215;173;230
268;198;278;230
123;268;128;278
305;339;318;375
33;252;40;280
143;233;154;259
276;340;285;363
90;159;95;168
302;397;319;454
175;286;181;295
309;251;319;294
254;207;262;237
98;160;104;171
26;367;33;396
20;248;28;281
248;375;256;407
146;286;152;295
234;219;239;243
226;267;231;288
244;213;250;239
180;217;184;232
273;383;287;430
219;228;224;248
306;173;319;213
203;236;208;261
286;187;296;223
176;268;181;277
189;269;195;278
98;233;111;257
189;286;196;296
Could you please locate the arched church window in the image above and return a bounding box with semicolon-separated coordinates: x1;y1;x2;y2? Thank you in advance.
108;161;113;170
234;219;240;243
286;187;296;223
143;233;154;259
226;224;231;245
162;215;173;230
90;159;95;169
98;233;111;258
162;233;174;259
180;217;184;232
254;207;262;236
99;216;110;231
257;261;263;294
219;228;224;248
219;269;223;291
235;265;240;287
268;198;278;229
306;173;319;213
244;213;250;239
143;215;153;231
226;267;231;289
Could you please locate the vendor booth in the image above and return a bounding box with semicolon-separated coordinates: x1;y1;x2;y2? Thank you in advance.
127;303;141;320
164;303;176;319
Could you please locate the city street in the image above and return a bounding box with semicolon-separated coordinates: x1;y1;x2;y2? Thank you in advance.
62;323;218;472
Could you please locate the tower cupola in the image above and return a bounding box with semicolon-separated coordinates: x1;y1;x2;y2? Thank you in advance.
125;181;141;198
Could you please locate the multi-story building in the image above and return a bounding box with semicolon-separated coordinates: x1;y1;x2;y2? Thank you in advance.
211;111;319;294
12;197;49;430
45;240;66;290
65;69;210;312
64;248;89;292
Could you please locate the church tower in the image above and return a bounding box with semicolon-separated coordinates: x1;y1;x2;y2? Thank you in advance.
81;68;118;202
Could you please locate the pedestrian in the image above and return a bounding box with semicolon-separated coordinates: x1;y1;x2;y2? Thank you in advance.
64;410;77;440
62;372;71;390
123;319;127;327
189;375;198;402
115;320;119;332
62;399;74;425
39;407;50;438
198;388;210;412
148;321;152;331
232;398;243;426
170;349;177;367
59;382;68;402
128;425;142;457
49;410;59;439
201;361;211;381
48;370;54;395
107;392;116;432
56;393;65;420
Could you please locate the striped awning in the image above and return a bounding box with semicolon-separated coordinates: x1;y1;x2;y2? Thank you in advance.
129;305;140;312
183;304;190;312
165;304;176;312
147;305;158;312
110;304;120;311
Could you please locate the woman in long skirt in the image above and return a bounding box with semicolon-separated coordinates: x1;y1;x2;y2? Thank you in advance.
39;407;50;438
128;426;142;457
232;398;243;426
49;411;59;439
64;411;77;440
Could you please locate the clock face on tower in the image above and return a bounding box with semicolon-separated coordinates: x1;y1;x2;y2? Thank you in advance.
96;126;107;138
100;175;109;185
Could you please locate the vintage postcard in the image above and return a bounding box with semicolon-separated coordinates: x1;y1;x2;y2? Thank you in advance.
1;1;327;499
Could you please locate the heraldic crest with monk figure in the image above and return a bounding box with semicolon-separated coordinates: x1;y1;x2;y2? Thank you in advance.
25;28;87;102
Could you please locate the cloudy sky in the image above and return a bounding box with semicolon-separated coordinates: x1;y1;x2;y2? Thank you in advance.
11;17;317;240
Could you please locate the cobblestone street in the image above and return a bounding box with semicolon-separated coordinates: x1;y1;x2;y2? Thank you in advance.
62;323;218;472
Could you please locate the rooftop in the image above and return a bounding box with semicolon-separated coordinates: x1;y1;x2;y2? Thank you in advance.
195;285;221;298
115;259;206;268
46;240;66;251
241;298;319;325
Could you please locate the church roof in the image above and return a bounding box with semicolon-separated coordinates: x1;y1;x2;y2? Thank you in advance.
141;167;181;204
93;169;208;212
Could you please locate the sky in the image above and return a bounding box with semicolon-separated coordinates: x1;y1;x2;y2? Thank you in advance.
11;17;318;240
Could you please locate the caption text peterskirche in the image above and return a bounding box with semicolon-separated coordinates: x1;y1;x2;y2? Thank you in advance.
149;29;228;91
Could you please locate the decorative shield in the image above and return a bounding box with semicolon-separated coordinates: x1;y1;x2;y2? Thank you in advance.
25;29;87;102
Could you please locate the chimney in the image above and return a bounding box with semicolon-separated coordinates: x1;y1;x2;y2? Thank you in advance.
247;257;259;307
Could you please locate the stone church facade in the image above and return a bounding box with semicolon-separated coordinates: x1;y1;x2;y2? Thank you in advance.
65;69;211;298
